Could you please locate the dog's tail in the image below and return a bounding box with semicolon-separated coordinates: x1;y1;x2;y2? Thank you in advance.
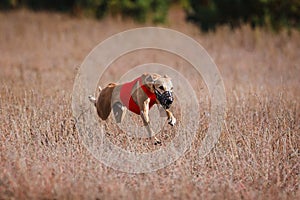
88;86;102;105
88;95;96;106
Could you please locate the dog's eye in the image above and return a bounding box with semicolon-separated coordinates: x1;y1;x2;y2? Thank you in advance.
159;86;164;90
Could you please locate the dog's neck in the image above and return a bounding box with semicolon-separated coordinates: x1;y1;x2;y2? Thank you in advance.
138;77;155;96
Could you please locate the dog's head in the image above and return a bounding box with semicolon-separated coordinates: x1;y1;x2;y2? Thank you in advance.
144;73;174;109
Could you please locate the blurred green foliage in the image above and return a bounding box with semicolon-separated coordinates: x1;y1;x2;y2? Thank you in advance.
74;0;171;23
0;0;172;23
1;0;299;30
186;0;300;31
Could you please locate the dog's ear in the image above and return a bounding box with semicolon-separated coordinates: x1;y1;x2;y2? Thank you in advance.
163;75;170;78
144;73;160;84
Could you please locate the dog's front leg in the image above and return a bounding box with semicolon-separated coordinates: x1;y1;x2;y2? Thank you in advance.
166;109;176;126
140;98;161;144
141;98;150;125
140;98;152;136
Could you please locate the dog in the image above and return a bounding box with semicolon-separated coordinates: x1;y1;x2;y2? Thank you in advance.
88;73;176;144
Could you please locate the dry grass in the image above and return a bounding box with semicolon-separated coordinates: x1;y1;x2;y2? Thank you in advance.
0;9;299;199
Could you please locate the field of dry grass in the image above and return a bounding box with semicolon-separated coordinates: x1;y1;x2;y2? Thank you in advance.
0;9;299;199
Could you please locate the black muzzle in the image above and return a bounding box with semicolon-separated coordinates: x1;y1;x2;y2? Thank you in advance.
155;90;174;109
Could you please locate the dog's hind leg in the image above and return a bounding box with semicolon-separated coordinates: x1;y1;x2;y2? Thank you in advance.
112;102;127;123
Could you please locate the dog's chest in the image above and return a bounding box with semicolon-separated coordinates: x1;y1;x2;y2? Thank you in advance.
120;77;156;114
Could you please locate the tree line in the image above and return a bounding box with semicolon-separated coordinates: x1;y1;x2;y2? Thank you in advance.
1;0;299;31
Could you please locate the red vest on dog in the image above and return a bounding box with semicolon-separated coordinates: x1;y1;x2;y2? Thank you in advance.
120;77;156;114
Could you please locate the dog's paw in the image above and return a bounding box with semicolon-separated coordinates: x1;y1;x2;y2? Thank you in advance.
88;95;96;104
154;137;162;145
168;117;176;126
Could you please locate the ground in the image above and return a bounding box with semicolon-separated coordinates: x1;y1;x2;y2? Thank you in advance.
0;9;299;199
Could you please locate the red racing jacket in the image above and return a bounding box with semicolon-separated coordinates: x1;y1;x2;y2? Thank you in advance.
120;77;156;114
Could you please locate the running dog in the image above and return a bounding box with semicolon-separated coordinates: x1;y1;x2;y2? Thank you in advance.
88;73;176;144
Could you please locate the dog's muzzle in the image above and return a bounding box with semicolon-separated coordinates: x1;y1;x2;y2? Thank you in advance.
155;90;174;109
